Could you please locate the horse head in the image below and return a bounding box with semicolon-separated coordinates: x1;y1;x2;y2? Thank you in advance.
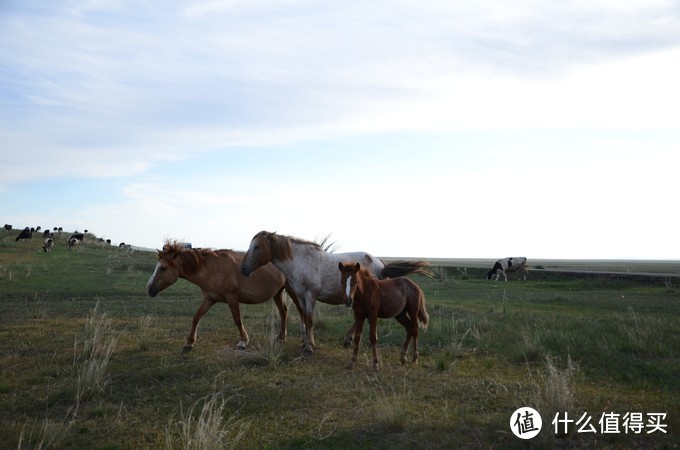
338;262;360;307
146;245;182;297
240;231;275;277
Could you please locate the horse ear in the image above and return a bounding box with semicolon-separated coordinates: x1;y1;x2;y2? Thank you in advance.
338;262;344;271
353;262;360;272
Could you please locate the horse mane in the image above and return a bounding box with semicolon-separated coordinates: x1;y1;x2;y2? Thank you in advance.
260;232;322;261
160;240;221;275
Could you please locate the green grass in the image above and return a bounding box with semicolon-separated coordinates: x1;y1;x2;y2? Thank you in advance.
0;231;678;448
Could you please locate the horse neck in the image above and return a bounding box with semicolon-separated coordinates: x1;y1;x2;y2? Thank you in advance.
353;271;374;300
174;251;215;287
177;264;208;287
273;240;315;272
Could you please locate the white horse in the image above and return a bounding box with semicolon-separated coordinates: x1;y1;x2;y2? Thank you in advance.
239;231;431;354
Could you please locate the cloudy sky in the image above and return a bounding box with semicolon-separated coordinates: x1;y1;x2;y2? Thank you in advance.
1;0;678;259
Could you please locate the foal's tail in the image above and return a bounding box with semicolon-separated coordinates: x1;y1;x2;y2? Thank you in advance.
381;260;434;279
417;293;429;330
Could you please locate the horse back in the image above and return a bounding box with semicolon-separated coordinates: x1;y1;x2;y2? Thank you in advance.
208;251;286;302
374;277;421;319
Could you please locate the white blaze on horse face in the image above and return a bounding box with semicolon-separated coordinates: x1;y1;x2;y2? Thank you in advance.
146;262;160;293
345;275;353;300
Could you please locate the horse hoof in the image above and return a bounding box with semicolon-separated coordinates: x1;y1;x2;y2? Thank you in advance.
343;339;352;348
182;346;193;354
303;347;314;356
235;342;247;351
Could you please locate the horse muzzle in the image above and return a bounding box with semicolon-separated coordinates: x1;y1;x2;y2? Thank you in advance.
344;297;353;308
240;264;252;277
147;285;159;298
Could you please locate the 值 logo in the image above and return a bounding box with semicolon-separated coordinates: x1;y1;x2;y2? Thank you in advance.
510;407;542;439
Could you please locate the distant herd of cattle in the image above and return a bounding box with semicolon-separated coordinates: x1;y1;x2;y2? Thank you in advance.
4;224;130;253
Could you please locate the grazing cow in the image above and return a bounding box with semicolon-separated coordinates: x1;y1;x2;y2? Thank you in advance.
3;224;11;232
43;238;54;252
70;233;85;243
15;227;32;242
486;257;528;282
68;237;81;249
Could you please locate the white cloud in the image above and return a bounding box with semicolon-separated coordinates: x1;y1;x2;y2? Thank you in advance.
1;0;679;258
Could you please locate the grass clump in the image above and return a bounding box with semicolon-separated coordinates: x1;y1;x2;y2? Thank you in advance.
165;390;250;450
73;301;117;406
372;386;410;432
241;304;285;366
17;417;71;450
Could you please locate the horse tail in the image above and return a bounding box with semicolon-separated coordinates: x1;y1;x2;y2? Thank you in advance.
417;292;429;330
381;260;434;279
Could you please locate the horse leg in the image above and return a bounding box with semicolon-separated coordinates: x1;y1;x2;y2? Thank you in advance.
394;312;413;365
343;321;356;348
369;314;380;370
302;311;315;354
184;298;214;354
350;315;365;369
300;294;318;355
227;301;249;350
407;308;420;364
411;320;420;364
273;289;288;342
285;287;306;346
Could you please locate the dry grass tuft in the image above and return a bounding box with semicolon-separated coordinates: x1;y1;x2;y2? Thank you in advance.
73;301;117;406
240;304;284;366
17;417;71;450
165;390;250;450
371;382;411;432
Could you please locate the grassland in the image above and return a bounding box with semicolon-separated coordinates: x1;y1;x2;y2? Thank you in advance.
0;231;678;449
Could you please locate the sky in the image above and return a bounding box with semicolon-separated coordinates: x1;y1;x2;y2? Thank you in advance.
1;0;679;259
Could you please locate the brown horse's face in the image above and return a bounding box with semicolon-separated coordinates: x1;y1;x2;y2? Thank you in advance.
240;233;272;277
338;262;360;307
146;253;180;297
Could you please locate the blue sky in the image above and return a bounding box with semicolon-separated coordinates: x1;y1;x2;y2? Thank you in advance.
1;1;679;259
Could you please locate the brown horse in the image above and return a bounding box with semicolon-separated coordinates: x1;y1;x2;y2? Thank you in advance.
146;241;298;353
338;262;429;370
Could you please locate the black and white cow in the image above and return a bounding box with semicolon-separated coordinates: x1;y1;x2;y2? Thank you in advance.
486;257;528;282
3;224;12;232
15;227;32;242
69;233;85;243
68;237;81;249
43;238;54;252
